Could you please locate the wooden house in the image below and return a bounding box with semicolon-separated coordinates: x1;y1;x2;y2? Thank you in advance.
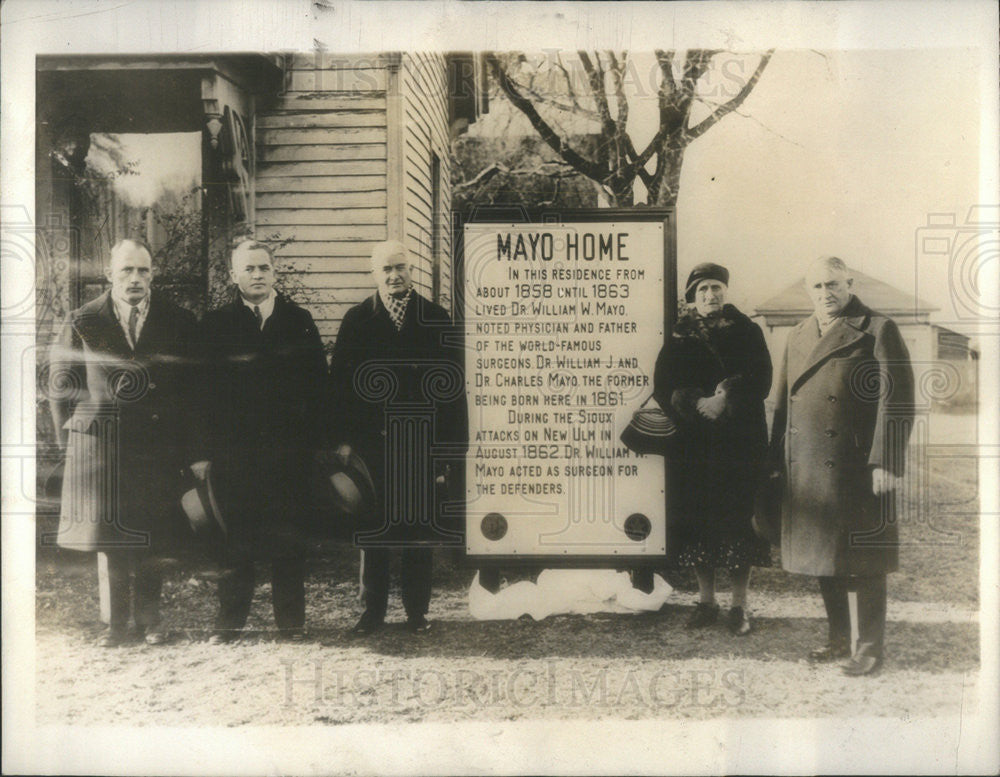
35;51;487;348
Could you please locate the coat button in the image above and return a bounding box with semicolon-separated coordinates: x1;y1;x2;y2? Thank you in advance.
828;395;837;402
824;460;834;468
824;429;837;437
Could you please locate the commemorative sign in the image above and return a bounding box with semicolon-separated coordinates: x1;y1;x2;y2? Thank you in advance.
461;210;676;562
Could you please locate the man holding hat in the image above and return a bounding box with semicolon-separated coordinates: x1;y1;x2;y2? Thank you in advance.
769;256;914;675
47;238;199;647
194;239;327;643
328;240;468;635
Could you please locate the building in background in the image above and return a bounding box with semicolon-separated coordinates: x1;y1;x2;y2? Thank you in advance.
755;269;977;411
35;51;486;470
35;51;486;343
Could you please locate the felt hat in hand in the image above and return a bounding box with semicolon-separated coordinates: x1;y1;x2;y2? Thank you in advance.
180;462;227;539
315;448;377;515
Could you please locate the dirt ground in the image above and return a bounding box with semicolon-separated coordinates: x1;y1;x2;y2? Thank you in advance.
34;431;982;726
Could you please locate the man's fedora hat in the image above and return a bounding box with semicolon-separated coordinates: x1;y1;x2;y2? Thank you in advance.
180;463;227;539
315;449;377;515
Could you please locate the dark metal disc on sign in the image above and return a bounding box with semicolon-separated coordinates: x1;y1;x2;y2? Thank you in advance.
481;512;508;541
624;513;651;542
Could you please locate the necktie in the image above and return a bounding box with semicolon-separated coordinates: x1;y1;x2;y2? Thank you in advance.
254;305;263;329
128;305;139;348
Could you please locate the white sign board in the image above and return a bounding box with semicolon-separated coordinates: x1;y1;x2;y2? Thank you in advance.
463;219;668;559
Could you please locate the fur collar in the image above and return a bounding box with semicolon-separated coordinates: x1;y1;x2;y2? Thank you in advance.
673;303;746;339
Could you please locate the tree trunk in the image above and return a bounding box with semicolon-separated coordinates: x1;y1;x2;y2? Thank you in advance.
605;179;635;207
649;146;685;207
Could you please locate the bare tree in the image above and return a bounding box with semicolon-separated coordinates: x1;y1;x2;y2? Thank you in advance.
484;50;773;207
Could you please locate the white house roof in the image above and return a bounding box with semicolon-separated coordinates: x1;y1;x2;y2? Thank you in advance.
755;269;938;317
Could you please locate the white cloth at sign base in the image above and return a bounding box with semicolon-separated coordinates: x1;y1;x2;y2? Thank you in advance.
468;569;673;621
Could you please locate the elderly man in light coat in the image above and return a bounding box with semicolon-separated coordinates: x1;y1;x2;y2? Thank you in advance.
48;238;199;647
769;256;914;676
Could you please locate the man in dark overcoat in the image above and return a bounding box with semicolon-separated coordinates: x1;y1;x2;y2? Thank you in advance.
770;256;914;675
194;239;327;643
328;240;467;635
48;238;199;647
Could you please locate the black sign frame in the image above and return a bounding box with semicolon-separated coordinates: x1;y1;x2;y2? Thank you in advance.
452;206;677;568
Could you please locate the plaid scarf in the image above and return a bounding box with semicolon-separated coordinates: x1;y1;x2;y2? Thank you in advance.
380;288;412;331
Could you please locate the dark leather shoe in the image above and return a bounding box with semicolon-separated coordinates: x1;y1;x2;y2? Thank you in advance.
808;641;851;662
405;615;432;634
726;606;752;636
841;653;883;676
279;627;307;642
686;602;719;629
96;628;127;648
351;611;384;635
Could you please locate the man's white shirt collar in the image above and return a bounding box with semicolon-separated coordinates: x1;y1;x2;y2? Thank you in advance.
241;291;275;325
111;293;150;348
815;295;854;337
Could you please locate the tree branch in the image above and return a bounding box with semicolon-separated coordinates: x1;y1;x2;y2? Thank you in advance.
453;161;582;193
517;85;601;121
578;51;615;168
452;162;509;192
555;51;585;115
486;53;604;181
607;51;629;135
686;50;774;141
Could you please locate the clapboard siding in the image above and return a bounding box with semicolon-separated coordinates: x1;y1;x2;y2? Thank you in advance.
399;52;454;310
259;144;386;163
253;53;456;340
257;160;387;178
258;127;387;145
258;208;387;226
403;145;434;192
257;175;385;193
299;287;377;305
280;270;378;289
257;112;385;129
286;69;388;94
271;95;386;112
404;182;434;212
254;57;394;340
310;303;362;329
275;243;380;260
257;191;386;208
264;225;387;241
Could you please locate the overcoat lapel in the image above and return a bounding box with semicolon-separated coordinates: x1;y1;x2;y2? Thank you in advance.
96;292;134;357
133;294;169;354
370;292;404;338
264;293;292;332
790;297;869;393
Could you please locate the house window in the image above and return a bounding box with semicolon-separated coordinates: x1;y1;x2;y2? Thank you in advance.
44;131;203;312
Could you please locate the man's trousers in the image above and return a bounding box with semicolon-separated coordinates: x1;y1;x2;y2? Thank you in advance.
360;547;433;620
215;558;305;632
818;574;887;657
106;550;162;632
